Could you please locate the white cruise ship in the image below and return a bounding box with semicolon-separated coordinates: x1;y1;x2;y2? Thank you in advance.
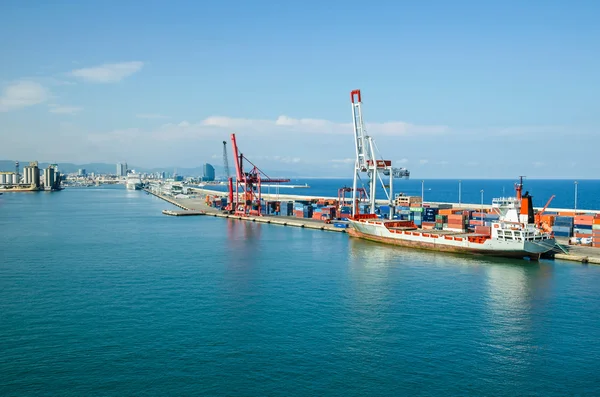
126;172;143;190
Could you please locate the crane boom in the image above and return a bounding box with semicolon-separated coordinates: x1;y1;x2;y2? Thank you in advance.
229;133;290;216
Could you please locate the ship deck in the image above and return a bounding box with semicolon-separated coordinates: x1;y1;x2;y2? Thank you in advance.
386;226;486;238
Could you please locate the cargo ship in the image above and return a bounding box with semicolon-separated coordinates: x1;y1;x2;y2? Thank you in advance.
348;178;556;260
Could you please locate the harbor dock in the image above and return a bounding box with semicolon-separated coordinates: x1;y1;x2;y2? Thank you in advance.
146;188;600;264
162;209;206;216
146;188;348;233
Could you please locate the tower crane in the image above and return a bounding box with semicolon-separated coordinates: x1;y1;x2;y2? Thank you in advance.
229;133;290;216
350;89;410;219
222;141;231;180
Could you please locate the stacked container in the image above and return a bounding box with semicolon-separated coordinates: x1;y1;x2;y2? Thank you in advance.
553;216;574;237
445;214;467;232
411;210;423;226
303;204;313;218
294;202;305;218
435;214;447;230
593;215;600;248
573;215;594;238
469;211;500;229
312;205;323;220
338;206;352;220
321;206;336;220
423;207;438;223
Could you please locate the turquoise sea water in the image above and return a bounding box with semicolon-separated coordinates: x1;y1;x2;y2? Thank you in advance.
2;186;600;396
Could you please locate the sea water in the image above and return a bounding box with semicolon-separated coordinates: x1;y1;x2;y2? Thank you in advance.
1;186;600;396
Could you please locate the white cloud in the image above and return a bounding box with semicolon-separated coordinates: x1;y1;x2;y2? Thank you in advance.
419;159;429;164
466;161;479;167
273;155;301;164
330;158;355;164
177;121;191;127
70;61;144;83
48;104;82;114
396;158;409;164
533;161;545;168
199;115;446;136
0;81;48;112
136;113;169;119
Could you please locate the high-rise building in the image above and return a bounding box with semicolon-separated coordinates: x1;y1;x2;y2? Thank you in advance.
78;168;86;177
203;163;215;182
116;162;128;176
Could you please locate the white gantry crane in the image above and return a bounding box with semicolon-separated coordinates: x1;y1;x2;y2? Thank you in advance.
350;89;410;218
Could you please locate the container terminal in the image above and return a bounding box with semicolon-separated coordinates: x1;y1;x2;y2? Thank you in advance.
143;88;600;263
143;102;600;264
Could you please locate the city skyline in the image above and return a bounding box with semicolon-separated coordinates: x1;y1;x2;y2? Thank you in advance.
1;1;599;178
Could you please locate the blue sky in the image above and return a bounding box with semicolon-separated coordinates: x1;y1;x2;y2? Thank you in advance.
0;0;599;177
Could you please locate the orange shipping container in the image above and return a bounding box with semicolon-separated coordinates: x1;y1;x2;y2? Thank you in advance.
574;215;594;225
558;212;577;217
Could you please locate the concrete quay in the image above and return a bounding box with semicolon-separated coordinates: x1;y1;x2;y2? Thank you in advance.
146;189;348;233
147;188;600;264
162;209;206;216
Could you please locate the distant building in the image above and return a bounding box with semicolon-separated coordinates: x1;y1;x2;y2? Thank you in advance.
116;162;128;177
23;161;40;188
203;163;215;182
43;165;61;191
78;168;86;177
0;172;17;185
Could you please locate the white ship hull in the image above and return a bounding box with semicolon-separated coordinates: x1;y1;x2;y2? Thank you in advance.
126;182;142;190
348;219;556;259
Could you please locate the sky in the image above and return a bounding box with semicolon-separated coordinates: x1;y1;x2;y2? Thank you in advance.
0;0;599;178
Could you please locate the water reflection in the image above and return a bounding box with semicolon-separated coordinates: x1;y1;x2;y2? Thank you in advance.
225;219;263;269
482;259;554;369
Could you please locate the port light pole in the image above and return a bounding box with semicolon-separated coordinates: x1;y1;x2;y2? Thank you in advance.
480;189;484;215
458;180;462;205
574;181;578;211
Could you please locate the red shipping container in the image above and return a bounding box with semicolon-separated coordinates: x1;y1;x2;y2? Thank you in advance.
475;226;491;236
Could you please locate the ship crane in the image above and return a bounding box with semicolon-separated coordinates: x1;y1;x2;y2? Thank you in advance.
229;133;290;216
350;89;409;219
535;194;555;231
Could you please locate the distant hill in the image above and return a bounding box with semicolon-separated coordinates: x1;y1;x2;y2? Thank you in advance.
0;160;302;178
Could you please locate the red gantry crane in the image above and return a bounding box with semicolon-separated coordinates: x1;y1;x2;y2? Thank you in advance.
229;133;290;216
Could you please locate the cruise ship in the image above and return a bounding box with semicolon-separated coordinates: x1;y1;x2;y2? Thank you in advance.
126;172;143;190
